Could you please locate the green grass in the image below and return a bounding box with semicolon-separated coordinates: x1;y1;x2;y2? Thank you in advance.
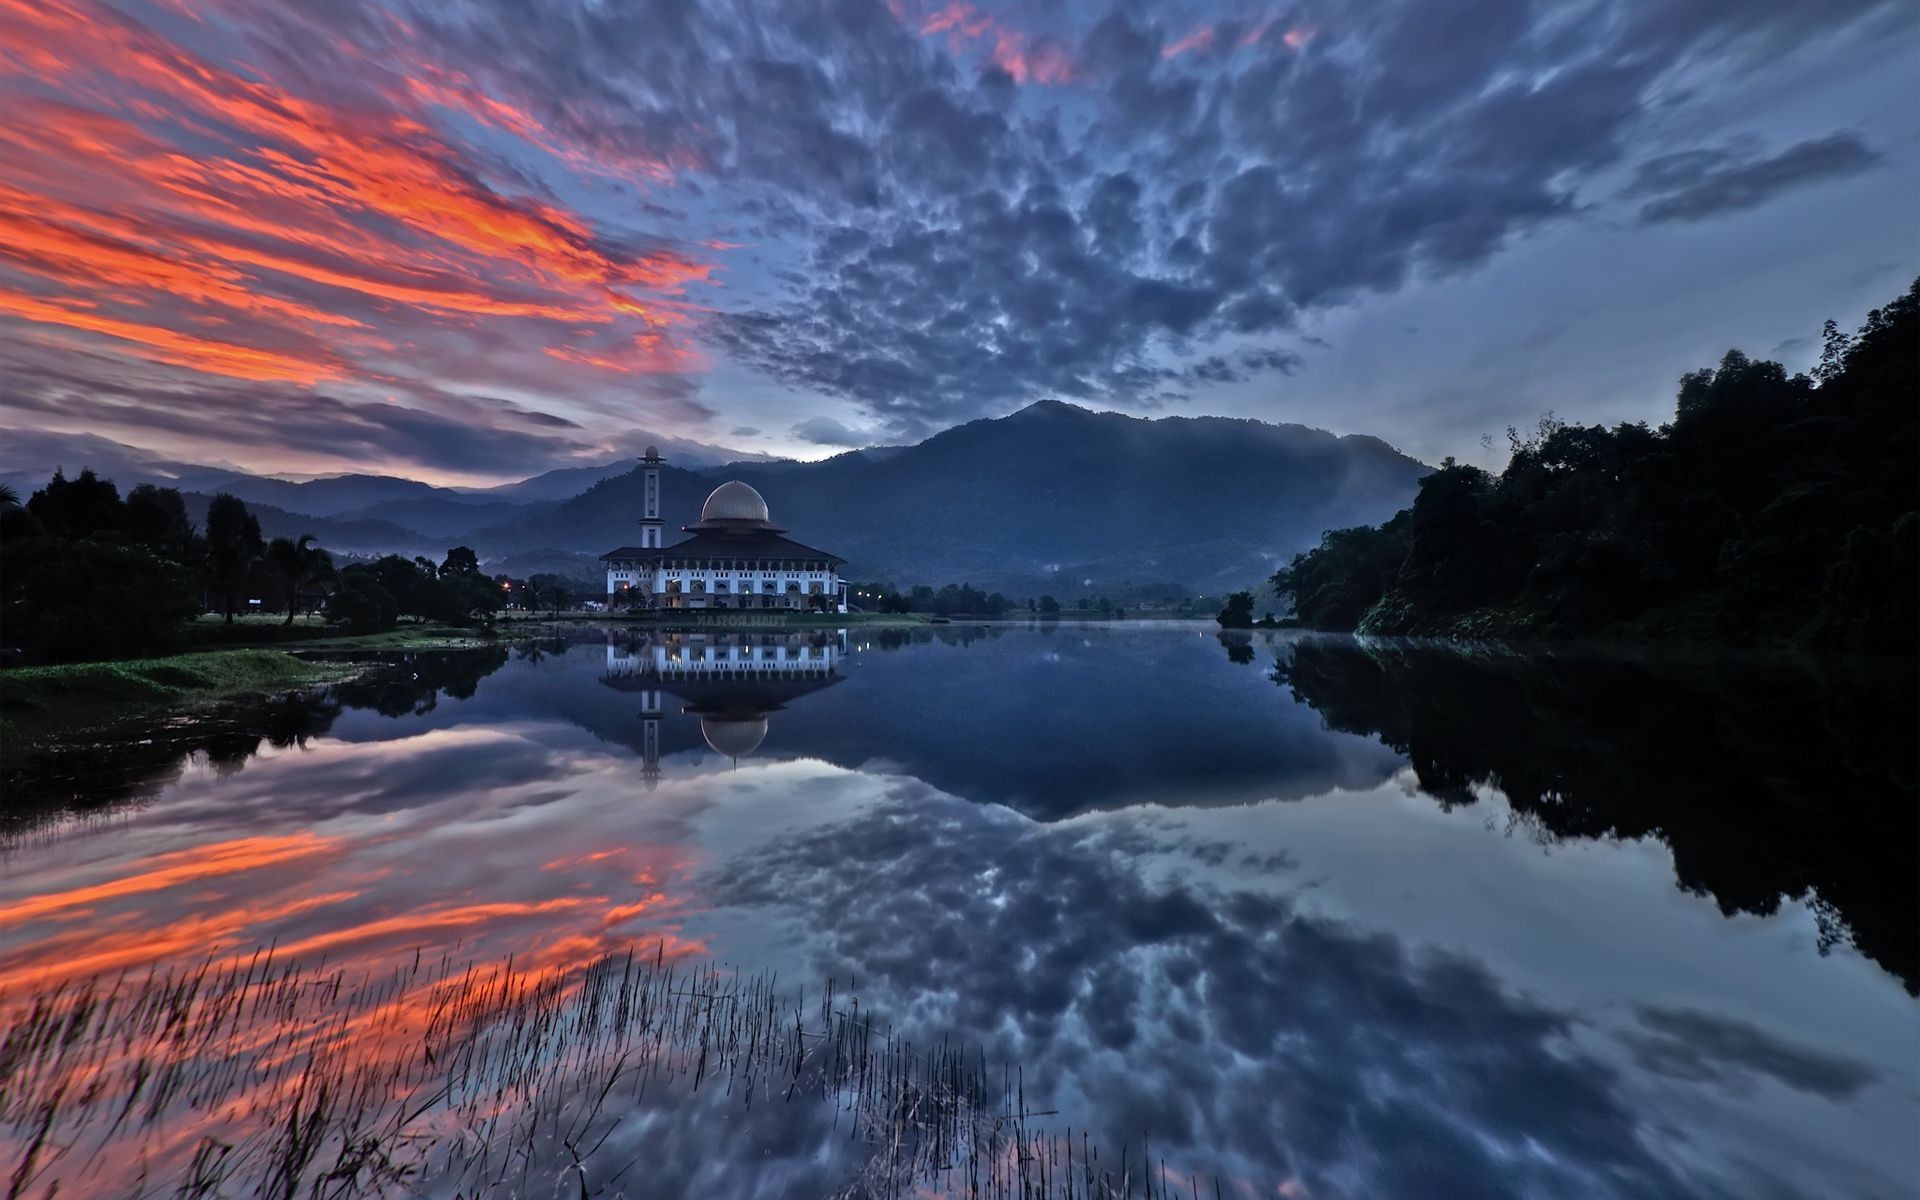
0;649;347;742
0;625;495;745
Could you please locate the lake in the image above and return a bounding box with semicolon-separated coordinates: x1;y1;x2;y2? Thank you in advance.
2;624;1914;1199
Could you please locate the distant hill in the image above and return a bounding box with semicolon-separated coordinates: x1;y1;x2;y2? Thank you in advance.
469;401;1430;593
13;404;1429;591
457;434;777;501
179;493;438;560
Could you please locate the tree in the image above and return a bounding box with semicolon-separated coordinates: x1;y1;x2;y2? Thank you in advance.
1;538;200;661
1264;276;1918;649
528;573;583;614
264;534;334;625
124;485;195;552
1038;595;1060;615
1814;318;1853;386
27;468;124;539
328;571;398;634
1216;591;1255;628
441;546;481;578
205;492;264;625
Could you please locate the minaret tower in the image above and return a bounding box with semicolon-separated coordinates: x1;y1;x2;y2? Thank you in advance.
639;445;665;549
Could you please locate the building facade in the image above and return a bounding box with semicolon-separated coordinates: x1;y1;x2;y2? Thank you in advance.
601;448;849;612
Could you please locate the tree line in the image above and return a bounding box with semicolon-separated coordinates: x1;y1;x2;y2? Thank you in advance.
0;472;521;662
1268;278;1918;650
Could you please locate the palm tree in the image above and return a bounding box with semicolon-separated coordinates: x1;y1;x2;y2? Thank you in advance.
265;534;334;625
0;483;18;508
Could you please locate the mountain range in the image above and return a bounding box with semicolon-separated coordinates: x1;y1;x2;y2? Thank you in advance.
16;403;1430;595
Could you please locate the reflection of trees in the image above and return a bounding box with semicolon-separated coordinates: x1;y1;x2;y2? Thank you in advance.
332;648;510;718
3;649;510;841
1271;638;1918;992
1217;632;1256;664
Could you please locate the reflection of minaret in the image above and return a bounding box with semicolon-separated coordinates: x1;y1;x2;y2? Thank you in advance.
639;445;664;550
639;686;663;790
602;633;846;775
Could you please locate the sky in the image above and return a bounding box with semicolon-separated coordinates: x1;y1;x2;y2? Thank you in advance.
1;0;1914;486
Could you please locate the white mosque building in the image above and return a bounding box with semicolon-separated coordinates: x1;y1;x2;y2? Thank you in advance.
601;447;849;612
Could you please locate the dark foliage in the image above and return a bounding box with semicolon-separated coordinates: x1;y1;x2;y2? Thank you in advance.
328;572;400;635
264;535;334;626
2;471;204;662
858;582;1014;617
1271;638;1918;992
1216;590;1255;628
2;538;201;662
205;492;265;626
1273;281;1920;649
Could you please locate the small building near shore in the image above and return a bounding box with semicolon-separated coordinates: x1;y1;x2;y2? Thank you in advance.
600;448;849;612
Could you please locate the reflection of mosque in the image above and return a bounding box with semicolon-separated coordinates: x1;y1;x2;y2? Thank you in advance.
601;633;845;784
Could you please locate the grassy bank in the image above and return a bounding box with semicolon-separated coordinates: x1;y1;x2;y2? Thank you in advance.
0;649;345;743
0;625;492;744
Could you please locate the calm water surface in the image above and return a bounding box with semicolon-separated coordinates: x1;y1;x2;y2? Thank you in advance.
2;625;1914;1198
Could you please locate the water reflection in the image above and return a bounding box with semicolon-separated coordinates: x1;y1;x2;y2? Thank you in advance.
0;627;1913;1198
602;631;844;772
1266;636;1920;992
0;647;510;842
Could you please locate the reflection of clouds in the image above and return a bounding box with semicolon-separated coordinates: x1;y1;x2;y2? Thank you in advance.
707;784;1842;1200
0;726;710;996
1626;1008;1879;1100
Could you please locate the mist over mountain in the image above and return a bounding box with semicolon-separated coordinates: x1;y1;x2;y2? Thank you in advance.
13;404;1427;593
471;402;1429;593
177;493;438;559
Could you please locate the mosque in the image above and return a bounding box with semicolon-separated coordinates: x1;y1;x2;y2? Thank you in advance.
601;447;849;612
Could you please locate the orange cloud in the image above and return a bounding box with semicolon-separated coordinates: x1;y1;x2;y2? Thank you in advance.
906;0;1078;85
0;0;719;398
1163;25;1218;59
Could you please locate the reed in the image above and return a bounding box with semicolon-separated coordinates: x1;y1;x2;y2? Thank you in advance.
1;944;1215;1199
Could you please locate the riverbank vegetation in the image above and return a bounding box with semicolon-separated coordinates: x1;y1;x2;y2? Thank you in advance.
0;625;495;743
0;946;1201;1199
0;470;514;663
1272;280;1918;650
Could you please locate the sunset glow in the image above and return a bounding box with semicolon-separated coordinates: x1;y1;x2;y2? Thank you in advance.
0;0;1908;481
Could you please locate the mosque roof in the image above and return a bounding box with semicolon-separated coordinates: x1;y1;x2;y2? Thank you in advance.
600;531;844;563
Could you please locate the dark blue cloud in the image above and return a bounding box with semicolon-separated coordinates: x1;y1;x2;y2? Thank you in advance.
1624;134;1883;223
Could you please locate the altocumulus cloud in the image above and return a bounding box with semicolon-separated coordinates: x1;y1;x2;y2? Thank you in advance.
0;0;1908;476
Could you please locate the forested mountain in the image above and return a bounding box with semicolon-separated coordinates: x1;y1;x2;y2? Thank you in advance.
11;406;1427;594
1273;279;1919;649
468;402;1431;593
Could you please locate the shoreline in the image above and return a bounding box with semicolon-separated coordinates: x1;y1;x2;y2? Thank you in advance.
0;624;493;746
